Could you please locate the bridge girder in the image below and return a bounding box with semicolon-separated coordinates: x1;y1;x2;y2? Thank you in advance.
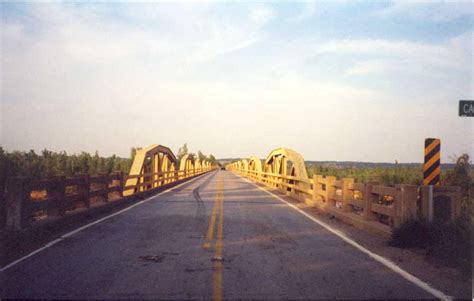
195;159;202;170
124;144;178;196
264;147;308;180
248;156;262;173
179;154;195;178
240;159;249;172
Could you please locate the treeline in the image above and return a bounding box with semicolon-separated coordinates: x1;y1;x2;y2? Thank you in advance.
306;154;473;190
0;144;219;194
175;143;218;164
306;164;424;186
307;154;473;215
0;143;218;181
0;147;133;196
0;147;132;180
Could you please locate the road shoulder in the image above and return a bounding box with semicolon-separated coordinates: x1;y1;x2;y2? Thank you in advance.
245;179;472;299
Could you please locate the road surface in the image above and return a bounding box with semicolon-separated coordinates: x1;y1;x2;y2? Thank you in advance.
1;170;439;299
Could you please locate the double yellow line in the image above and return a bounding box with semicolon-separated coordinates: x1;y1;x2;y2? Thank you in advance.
203;173;224;301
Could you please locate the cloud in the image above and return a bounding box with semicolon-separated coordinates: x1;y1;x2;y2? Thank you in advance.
343;60;395;76
291;2;317;21
1;2;472;161
249;4;276;27
375;1;474;21
313;33;472;76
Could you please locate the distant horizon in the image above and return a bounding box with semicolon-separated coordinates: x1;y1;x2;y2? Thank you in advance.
217;158;460;165
0;144;468;165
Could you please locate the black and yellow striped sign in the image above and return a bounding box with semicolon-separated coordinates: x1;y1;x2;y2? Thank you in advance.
423;138;440;185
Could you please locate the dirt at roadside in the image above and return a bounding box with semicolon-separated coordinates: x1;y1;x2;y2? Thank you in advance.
275;189;472;299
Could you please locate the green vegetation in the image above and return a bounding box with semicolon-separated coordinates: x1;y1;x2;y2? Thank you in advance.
0;144;219;191
306;157;473;190
177;143;189;162
443;154;473;216
306;163;424;186
307;154;473;214
390;155;472;272
390;218;471;271
0;147;132;179
176;143;218;165
0;147;133;197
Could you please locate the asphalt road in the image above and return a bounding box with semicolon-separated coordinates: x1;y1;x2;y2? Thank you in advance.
1;170;438;299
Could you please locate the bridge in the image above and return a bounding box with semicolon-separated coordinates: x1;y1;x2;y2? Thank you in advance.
0;145;463;299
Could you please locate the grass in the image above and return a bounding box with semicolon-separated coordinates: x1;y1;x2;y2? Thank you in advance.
390;217;472;272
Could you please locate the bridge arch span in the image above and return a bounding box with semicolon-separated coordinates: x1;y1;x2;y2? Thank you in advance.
264;147;309;193
179;154;195;179
248;156;262;180
240;159;249;174
124;144;178;195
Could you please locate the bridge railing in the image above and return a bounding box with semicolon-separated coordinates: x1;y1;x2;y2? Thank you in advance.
123;168;210;194
231;167;461;237
2;166;214;231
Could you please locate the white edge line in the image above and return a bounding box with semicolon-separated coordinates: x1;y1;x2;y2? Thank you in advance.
236;174;452;301
0;171;214;273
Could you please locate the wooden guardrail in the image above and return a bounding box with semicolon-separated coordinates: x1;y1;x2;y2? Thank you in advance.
231;166;461;237
2;167;213;231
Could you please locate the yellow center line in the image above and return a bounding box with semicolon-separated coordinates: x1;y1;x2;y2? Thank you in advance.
202;172;225;301
203;175;220;249
213;178;224;301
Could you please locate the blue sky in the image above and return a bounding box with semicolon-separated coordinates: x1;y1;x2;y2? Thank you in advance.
1;1;473;162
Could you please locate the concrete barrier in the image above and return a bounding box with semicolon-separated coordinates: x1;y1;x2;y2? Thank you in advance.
3;167;214;232
228;151;461;238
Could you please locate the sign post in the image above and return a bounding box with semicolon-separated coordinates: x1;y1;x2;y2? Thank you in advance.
428;185;434;222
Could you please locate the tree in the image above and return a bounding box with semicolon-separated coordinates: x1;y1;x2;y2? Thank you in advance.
177;143;189;162
130;147;143;159
105;155;115;174
78;152;91;174
444;154;471;198
197;150;206;162
208;154;217;164
91;151;100;174
41;149;54;176
56;151;68;176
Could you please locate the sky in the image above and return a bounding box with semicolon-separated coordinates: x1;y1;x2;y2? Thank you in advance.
1;1;473;163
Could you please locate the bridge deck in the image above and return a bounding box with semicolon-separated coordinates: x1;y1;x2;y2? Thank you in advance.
1;171;434;299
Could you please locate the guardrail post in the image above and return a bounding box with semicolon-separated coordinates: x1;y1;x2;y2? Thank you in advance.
395;184;417;227
363;182;377;221
5;177;32;230
312;175;320;205
325;176;336;210
110;172;121;198
103;174;109;202
341;178;354;212
0;187;5;229
118;171;124;197
83;174;91;208
50;176;66;217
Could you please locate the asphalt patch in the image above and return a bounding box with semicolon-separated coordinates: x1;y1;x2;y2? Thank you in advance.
139;255;164;262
